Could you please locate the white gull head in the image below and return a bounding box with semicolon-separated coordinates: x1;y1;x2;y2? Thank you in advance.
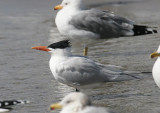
151;45;160;88
54;0;86;37
50;92;91;113
50;92;115;113
57;0;84;10
61;92;90;113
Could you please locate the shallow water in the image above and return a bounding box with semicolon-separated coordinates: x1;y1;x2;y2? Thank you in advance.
0;0;160;113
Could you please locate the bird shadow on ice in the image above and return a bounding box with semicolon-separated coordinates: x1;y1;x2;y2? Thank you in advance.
49;27;107;43
86;0;149;8
91;93;151;100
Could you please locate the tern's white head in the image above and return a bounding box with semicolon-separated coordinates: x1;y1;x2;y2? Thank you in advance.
54;0;84;11
50;92;91;113
32;40;72;56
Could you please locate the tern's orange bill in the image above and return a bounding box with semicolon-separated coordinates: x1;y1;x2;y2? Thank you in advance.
32;46;51;52
54;5;63;10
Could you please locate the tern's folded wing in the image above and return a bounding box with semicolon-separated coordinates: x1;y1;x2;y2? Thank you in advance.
54;57;104;85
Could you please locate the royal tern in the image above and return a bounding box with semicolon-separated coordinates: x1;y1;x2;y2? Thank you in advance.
32;40;143;89
150;45;160;88
0;100;29;113
54;0;157;39
50;92;115;113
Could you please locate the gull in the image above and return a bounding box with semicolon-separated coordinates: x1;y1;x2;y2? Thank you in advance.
54;0;157;39
150;45;160;88
50;92;116;113
0;100;29;113
32;40;142;89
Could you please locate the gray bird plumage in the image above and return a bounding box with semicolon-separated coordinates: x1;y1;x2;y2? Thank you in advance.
69;9;134;38
55;0;157;38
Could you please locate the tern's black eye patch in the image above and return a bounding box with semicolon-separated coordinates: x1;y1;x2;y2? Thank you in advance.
48;40;71;49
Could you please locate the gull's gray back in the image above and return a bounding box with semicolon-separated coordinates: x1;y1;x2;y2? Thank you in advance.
69;9;134;38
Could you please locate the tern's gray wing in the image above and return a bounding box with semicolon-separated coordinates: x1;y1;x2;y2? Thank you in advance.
96;63;146;81
69;9;134;38
79;106;116;113
96;63;122;81
55;56;117;86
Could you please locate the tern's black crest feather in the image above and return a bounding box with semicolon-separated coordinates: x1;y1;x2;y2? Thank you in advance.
48;40;71;49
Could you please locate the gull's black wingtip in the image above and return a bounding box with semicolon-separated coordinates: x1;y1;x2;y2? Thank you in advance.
133;25;158;36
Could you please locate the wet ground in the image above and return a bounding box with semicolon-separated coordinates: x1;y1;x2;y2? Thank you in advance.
0;0;160;113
